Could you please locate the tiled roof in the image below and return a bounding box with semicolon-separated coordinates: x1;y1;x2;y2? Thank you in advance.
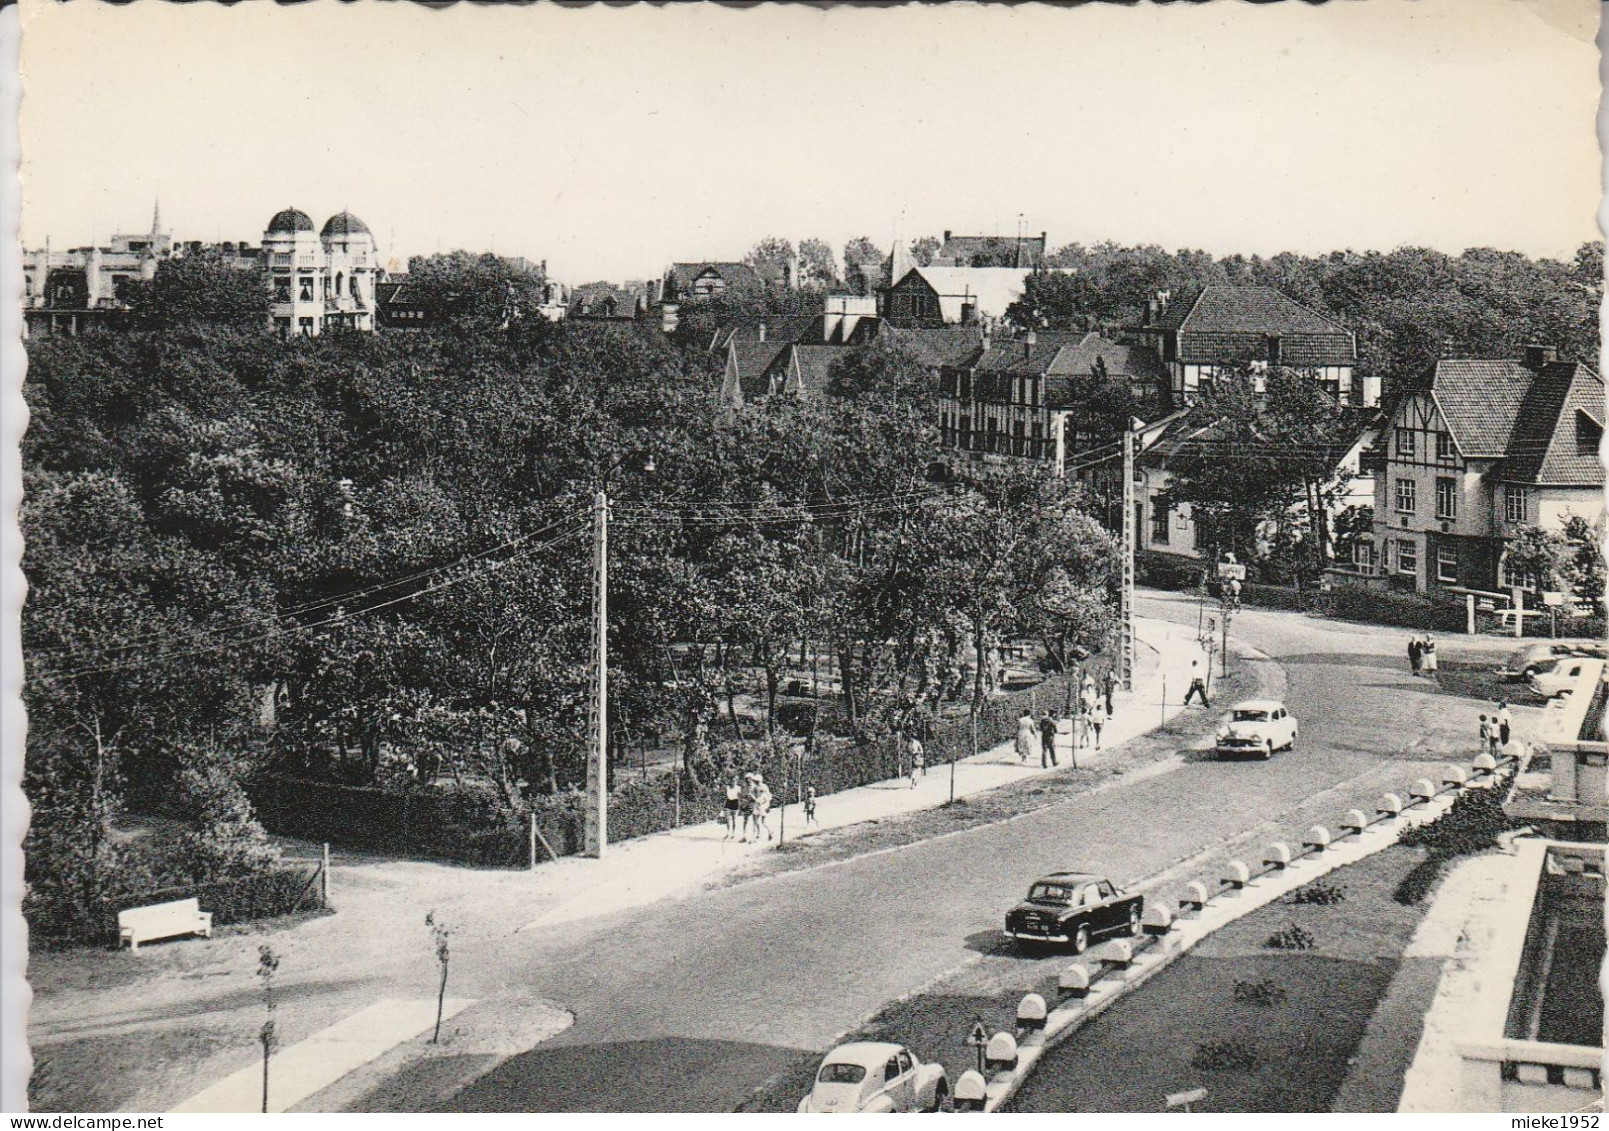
787;345;843;397
1491;362;1605;486
891;266;1065;324
1044;333;1168;384
936;233;1047;268
713;314;818;351
667;261;766;294
1160;286;1355;366
969;331;1090;374
1428;359;1537;458
873;324;984;368
725;338;790;401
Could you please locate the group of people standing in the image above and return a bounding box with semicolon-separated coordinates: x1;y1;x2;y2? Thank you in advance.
1478;701;1513;756
1407;634;1439;677
723;771;775;843
1014;670;1116;768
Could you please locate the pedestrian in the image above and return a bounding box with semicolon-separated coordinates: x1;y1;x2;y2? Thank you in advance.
804;785;818;825
1088;701;1107;750
723;776;743;840
1015;710;1040;764
1497;701;1513;750
1081;673;1099;715
751;775;773;842
1039;711;1058;768
908;734;925;788
1478;714;1491;756
1102;669;1116;716
739;772;758;842
1422;635;1438;678
1184;660;1210;707
1408;636;1423;676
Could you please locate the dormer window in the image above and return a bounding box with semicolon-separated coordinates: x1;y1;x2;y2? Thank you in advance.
1576;411;1603;456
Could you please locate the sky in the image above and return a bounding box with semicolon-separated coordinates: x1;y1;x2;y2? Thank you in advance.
17;0;1604;284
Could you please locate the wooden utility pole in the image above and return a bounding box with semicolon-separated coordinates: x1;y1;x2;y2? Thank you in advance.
1120;425;1136;692
585;487;609;858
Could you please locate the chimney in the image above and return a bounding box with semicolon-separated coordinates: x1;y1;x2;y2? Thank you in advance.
943;230;951;243
1522;342;1558;369
758;321;767;342
1267;334;1282;366
1156;290;1170;314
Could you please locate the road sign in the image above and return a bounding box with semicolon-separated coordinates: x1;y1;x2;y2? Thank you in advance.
1542;591;1566;607
964;1021;989;1047
1218;563;1247;582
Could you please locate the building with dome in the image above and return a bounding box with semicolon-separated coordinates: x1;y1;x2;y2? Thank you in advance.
22;204;383;338
263;207;381;337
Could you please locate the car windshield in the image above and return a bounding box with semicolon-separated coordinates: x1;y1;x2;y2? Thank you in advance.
818;1063;867;1085
1029;882;1075;904
1232;709;1270;722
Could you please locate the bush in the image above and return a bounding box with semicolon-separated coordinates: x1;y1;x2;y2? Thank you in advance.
1397;773;1516;858
1232;978;1288;1006
1264;923;1316;950
1192;1039;1258;1071
1313;586;1464;632
1392;857;1445;905
1290;880;1347;906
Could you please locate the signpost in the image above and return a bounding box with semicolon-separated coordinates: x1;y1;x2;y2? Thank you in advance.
1543;591;1565;639
964;1020;990;1076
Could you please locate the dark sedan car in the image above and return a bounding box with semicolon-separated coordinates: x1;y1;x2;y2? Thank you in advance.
1004;872;1144;953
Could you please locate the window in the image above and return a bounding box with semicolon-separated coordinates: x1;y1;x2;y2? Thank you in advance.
1435;477;1458;520
1436;431;1455;460
1576;411;1603;456
1502;556;1534;591
299;277;314;302
1436;544;1458;583
1150;504;1170;545
297;317;314;336
1504;485;1528;524
1354;540;1375;572
884;1056;901;1083
1396;428;1417;458
1397;539;1418;575
1395;478;1417;513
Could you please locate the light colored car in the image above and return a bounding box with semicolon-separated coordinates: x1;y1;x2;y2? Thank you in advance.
1529;657;1605;701
1215;699;1298;760
1496;643;1606;681
798;1041;949;1113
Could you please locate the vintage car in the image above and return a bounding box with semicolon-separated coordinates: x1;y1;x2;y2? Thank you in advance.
1497;643;1606;682
1004;872;1143;953
797;1041;950;1113
1529;657;1606;701
1215;699;1298;759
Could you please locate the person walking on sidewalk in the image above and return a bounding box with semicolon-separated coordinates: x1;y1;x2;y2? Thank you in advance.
1102;669;1116;716
1478;714;1492;757
908;735;925;788
723;777;743;840
1408;636;1423;676
751;775;774;842
1039;711;1058;768
739;772;759;842
1184;660;1211;707
1088;702;1107;750
1496;701;1513;750
1080;673;1099;715
804;785;818;825
1422;634;1438;679
1015;710;1040;764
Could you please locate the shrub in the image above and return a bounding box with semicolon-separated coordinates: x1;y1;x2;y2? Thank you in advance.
1191;1039;1258;1071
1393;857;1445;905
1290;880;1347;906
1232;978;1288;1006
1397;772;1516;858
1265;923;1316;950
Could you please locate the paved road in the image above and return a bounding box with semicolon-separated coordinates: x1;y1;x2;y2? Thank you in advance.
444;594;1519;1112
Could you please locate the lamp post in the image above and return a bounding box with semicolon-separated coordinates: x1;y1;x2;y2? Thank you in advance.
586;451;654;860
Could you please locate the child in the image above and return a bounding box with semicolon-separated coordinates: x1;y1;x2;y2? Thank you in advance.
908;736;925;788
1478;714;1491;757
1088;702;1107;751
804;786;818;825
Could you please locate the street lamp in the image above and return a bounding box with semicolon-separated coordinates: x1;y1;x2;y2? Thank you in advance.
586;450;654;860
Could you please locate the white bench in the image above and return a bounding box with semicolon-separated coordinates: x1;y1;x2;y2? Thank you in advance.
118;897;213;951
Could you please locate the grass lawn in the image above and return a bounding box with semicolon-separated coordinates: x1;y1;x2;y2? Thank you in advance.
1006;843;1438;1113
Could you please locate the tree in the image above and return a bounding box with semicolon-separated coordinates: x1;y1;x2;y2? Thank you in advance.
797;238;838;288
1503;524;1565;596
1004;270;1101;332
128;250;270;329
404;251;549;335
1558;515;1606;609
909;236;942;267
843;236;882;266
744;237;794;273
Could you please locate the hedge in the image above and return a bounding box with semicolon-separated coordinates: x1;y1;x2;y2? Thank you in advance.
253;673;1079;866
26;863;326;949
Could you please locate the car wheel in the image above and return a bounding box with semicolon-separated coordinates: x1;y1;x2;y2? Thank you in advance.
1127;905;1142;937
1287;729;1298;751
1072;924;1090;954
928;1080;949;1113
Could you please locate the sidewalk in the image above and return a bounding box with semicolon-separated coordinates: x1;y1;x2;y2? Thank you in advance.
514;615;1213;931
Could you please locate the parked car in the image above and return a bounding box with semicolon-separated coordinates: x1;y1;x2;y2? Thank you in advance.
1528;657;1606;701
798;1042;949;1113
1215;699;1298;759
1496;643;1607;681
1004;872;1143;953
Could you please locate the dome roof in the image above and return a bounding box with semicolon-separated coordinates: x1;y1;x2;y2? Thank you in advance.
267;208;315;234
321;210;371;238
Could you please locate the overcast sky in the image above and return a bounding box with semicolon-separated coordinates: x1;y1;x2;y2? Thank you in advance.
18;0;1602;283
